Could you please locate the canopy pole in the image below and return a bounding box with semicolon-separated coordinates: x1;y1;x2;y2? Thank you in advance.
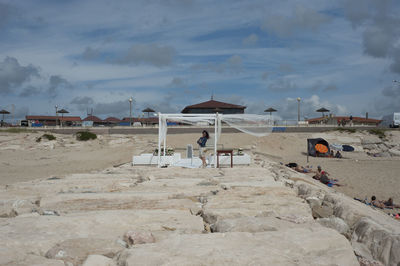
214;113;218;168
157;113;161;168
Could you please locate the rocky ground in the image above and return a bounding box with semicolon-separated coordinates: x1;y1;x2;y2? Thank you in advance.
1;160;399;265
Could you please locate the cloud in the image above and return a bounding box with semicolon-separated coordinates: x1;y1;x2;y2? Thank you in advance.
309;80;338;92
341;0;400;74
268;78;297;92
275;95;347;120
113;43;176;67
0;2;13;29
261;72;268;80
242;33;258;45
0;57;40;95
191;55;243;74
19;86;42;97
261;5;331;37
278;63;294;73
169;77;187;88
81;46;101;60
70;96;95;111
48;75;72;98
93;100;130;116
374;83;400;115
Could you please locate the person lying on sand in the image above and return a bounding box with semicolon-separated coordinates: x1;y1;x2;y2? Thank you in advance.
383;198;400;209
370;196;386;209
284;163;314;173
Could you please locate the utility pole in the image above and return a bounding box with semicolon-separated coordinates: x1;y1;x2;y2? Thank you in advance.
297;97;301;123
129;97;133;126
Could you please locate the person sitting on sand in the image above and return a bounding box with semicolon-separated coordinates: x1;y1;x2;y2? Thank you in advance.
313;166;328;180
320;172;342;187
383;198;400;209
197;130;209;168
335;151;342;158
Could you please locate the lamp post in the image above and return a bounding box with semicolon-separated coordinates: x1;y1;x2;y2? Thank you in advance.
129;97;133;126
297;97;301;122
55;105;58;127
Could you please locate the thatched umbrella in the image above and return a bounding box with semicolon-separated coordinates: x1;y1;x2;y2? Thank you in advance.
142;107;155;118
316;107;330;117
56;108;69;118
264;107;277;116
0;109;10;122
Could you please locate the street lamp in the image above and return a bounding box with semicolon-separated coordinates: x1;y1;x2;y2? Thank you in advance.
129;97;133;126
297;97;301;122
55;105;58;127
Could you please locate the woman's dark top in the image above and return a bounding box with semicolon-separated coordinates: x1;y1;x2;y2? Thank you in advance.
197;137;207;147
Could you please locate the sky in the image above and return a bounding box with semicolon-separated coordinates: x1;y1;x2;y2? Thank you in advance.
1;0;400;121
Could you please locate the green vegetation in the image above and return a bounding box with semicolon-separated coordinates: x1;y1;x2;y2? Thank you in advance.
0;128;37;133
36;133;56;142
334;128;357;133
76;131;97;141
368;128;387;139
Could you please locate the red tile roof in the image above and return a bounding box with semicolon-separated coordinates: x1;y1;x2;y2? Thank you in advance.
104;117;121;122
307;116;381;124
26;115;82;122
83;115;103;122
182;100;246;113
122;117;158;123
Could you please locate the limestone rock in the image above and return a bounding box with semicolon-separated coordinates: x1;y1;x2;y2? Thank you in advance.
312;205;333;219
82;255;116;266
361;136;382;145
317;217;350;236
0;199;38;217
351;217;400;266
118;230;359;266
123;231;155;246
211;217;278;233
45;238;123;265
306;196;322;209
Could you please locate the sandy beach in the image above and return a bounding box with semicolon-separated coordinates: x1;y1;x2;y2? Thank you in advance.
1;129;399;205
1;129;400;265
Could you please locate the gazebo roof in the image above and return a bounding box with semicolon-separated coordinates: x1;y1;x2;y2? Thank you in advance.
0;109;10;114
316;108;330;112
264;107;277;112
142;108;155;113
181;100;246;113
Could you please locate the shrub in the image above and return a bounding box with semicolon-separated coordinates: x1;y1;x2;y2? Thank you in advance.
368;128;386;139
76;131;97;141
42;134;56;140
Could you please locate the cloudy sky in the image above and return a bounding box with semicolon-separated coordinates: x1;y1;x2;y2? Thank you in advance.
1;0;400;121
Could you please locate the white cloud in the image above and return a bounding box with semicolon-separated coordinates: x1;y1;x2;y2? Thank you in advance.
243;34;258;45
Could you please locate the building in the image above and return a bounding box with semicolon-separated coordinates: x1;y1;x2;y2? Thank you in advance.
104;117;121;126
26;115;82;126
307;116;382;126
121;117;158;126
83;115;106;126
181;98;246;114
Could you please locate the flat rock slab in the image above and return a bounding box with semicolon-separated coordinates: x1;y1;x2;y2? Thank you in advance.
118;229;359;266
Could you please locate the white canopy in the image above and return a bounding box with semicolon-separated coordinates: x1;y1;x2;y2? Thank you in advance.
157;113;274;167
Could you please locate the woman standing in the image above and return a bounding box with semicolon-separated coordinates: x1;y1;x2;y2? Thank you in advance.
197;130;209;168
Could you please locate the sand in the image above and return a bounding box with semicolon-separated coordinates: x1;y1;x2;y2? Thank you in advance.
1;129;400;206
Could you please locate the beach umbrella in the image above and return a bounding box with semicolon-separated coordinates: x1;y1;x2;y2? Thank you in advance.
142;107;155;118
264;107;277;116
0;109;10;122
316;107;330;117
57;109;69;118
